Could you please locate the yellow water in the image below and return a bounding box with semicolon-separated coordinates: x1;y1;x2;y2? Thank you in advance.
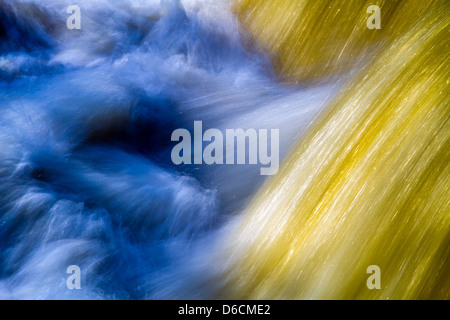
234;0;445;83
220;1;450;299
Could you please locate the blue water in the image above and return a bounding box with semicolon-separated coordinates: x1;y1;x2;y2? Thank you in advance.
0;0;337;299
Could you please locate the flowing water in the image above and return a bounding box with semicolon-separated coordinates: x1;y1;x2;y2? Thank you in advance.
0;0;448;299
0;0;336;299
217;0;450;300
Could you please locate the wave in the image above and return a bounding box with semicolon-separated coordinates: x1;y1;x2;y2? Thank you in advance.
0;0;334;299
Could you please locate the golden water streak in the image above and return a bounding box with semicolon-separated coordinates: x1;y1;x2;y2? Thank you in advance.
234;0;444;83
221;1;450;299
